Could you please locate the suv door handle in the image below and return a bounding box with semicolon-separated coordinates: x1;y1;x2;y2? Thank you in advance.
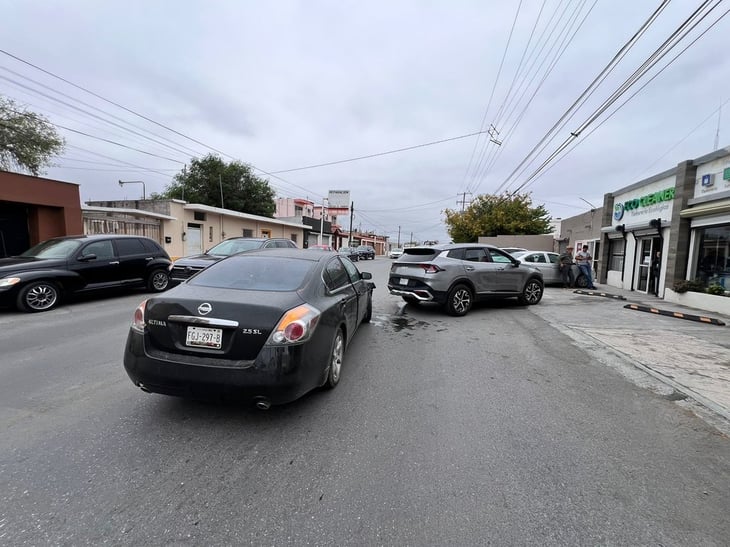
145;257;154;261
109;261;120;265
465;266;475;271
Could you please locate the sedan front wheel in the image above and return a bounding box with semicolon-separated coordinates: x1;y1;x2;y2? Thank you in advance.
323;328;345;389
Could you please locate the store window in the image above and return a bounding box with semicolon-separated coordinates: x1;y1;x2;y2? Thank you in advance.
609;238;625;271
694;224;730;289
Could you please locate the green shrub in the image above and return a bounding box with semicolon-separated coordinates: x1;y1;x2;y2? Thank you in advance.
707;284;726;296
673;279;706;293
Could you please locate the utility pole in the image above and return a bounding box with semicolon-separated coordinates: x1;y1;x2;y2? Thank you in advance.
457;192;472;211
410;231;413;246
397;225;401;248
181;164;186;201
319;198;327;245
348;202;354;247
219;174;224;209
714;104;722;150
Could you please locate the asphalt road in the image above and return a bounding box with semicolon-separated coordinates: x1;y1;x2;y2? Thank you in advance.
1;259;729;546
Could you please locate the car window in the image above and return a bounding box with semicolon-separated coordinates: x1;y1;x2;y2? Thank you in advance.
399;248;441;262
464;248;488;262
524;253;546;263
548;253;560;264
114;238;146;256
340;257;361;283
81;240;115;260
446;248;464;260
188;256;311;291
20;238;82;258
275;240;295;248
488;249;513;263
208;239;263;255
323;258;351;291
140;238;163;253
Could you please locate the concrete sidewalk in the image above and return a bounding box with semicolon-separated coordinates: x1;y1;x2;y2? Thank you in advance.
534;283;730;426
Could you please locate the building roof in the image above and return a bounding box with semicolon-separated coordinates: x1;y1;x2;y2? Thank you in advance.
183;203;307;229
82;205;176;220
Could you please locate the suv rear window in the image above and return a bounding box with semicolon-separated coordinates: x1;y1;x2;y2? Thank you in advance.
188;256;312;291
398;248;441;262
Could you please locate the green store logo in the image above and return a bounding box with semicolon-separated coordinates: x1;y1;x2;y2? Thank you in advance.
621;188;675;213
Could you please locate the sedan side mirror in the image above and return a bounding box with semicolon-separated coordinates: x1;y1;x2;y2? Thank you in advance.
360;271;373;279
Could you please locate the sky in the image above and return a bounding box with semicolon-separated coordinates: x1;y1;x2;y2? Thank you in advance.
2;1;729;245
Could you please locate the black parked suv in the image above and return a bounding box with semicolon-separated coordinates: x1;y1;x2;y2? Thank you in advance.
169;237;298;282
0;234;172;312
356;245;376;260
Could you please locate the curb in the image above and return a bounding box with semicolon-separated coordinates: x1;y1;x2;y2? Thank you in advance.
573;289;627;300
623;303;726;326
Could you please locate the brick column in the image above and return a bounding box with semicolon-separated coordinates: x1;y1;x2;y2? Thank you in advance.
598;192;615;283
664;160;697;288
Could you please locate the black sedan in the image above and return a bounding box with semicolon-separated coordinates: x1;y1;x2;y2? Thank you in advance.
123;249;375;408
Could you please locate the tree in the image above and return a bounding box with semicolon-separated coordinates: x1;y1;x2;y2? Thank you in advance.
443;192;551;243
156;154;277;217
0;96;65;175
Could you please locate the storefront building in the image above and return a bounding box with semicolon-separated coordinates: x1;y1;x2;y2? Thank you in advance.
598;147;730;315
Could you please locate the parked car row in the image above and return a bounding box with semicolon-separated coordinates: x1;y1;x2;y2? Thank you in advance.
510;250;589;288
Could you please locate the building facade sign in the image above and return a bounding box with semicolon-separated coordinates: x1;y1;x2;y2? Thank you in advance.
694;159;730;198
327;190;351;208
612;176;675;226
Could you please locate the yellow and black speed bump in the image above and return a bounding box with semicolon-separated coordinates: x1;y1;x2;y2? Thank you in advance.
623;303;726;326
573;289;626;300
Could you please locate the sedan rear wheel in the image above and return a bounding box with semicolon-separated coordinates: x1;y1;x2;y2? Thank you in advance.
323;328;345;389
574;274;588;289
17;280;60;313
518;279;544;305
446;283;473;316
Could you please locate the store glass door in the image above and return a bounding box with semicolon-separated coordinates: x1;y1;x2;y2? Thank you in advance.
636;237;661;293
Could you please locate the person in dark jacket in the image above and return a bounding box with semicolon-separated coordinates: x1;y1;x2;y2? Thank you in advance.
650;250;661;296
558;246;575;288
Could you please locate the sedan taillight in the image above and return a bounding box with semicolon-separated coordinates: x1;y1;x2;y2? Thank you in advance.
267;304;321;345
131;300;147;333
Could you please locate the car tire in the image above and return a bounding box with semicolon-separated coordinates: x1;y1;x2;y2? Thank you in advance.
323;328;345;389
518;278;544;305
445;283;473;316
363;294;372;323
16;280;61;313
147;269;170;292
574;274;588;289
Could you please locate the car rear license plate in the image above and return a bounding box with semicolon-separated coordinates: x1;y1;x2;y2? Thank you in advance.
399;278;409;285
186;326;222;349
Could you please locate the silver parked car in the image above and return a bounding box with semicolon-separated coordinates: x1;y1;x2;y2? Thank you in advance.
387;243;544;316
511;251;589;288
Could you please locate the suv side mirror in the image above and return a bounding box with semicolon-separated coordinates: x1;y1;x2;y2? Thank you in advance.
360;271;373;280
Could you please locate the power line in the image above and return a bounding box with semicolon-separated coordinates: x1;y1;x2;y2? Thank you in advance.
268;130;490;174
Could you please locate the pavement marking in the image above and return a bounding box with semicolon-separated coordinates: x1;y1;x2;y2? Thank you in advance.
573;289;627;300
624;303;726;326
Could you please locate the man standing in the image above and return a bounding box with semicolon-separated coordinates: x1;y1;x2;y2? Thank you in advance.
576;244;596;290
558;246;575;288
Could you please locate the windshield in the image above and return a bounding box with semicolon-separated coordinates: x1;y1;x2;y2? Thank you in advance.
206;239;263;256
511;251;527;259
19;239;82;259
189;255;313;291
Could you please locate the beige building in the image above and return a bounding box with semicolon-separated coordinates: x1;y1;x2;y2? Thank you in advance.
84;199;306;259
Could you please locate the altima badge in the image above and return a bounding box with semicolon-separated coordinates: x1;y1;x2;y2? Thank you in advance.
198;302;212;315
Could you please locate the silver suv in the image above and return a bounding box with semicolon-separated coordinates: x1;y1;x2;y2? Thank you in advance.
388;244;544;316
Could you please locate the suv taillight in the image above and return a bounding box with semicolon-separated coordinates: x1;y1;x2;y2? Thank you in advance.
420;264;442;273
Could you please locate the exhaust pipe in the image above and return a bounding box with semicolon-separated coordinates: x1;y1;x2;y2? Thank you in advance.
254;397;271;410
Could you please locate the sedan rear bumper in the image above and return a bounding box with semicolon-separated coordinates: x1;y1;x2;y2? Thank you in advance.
123;330;324;405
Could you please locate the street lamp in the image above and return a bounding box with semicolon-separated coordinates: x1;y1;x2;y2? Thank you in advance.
119;180;146;200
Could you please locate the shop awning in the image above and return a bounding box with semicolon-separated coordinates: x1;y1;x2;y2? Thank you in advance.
679;198;730;218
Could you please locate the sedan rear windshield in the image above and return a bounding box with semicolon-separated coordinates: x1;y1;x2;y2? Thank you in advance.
207;239;263;256
398;248;441;262
188;256;313;291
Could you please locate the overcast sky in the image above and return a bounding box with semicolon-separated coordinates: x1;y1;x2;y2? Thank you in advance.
2;1;729;244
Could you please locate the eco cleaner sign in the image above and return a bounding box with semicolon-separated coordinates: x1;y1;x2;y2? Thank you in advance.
613;187;674;221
